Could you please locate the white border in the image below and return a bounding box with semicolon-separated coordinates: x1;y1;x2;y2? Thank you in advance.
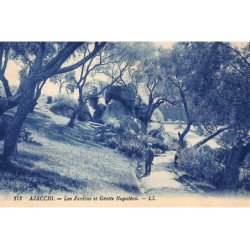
1;0;249;41
0;208;250;250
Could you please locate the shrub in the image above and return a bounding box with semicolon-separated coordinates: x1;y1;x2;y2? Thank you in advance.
95;126;147;159
50;95;76;117
46;96;53;104
95;123;171;159
177;146;224;187
117;130;147;159
106;137;119;149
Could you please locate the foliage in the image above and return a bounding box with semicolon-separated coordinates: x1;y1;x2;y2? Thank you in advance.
50;95;76;118
160;42;250;147
95;121;171;159
177;146;226;188
95;126;147;159
50;72;77;94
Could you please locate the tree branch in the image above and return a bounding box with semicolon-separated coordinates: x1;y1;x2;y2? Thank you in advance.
193;126;231;149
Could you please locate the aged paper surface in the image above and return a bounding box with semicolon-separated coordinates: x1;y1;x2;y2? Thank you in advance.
0;42;249;207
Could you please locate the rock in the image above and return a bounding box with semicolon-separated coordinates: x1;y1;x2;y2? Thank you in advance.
148;123;178;150
104;85;135;108
88;97;99;110
101;100;132;124
151;108;164;122
121;115;147;134
93;104;106;123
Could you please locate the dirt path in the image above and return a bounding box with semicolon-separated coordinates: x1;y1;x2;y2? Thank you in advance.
139;151;191;196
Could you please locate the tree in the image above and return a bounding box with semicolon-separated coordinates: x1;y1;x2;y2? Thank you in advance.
162;42;250;190
1;42;106;167
50;72;76;94
67;43;136;127
29;79;47;112
107;43;176;126
160;42;245;148
0;44;12;97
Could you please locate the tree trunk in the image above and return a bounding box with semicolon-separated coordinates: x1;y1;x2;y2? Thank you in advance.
193;126;230;149
30;99;38;113
67;102;84;127
221;139;250;192
2;79;36;166
0;75;12;97
68;86;85;127
30;80;46;112
222;141;244;192
0;80;27;114
178;122;192;148
30;90;41;112
178;89;192;148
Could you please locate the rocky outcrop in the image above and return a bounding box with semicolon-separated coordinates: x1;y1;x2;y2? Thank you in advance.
104;85;135;108
148;122;178;150
121;115;147;134
101;100;132;124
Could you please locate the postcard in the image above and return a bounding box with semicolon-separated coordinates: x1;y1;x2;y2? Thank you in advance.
0;41;249;207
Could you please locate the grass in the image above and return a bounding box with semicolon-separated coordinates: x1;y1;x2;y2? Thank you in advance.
0;97;140;196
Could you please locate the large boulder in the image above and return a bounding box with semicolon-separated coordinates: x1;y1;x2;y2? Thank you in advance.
104;85;135;108
101;100;132;124
148;123;178;150
121;115;147;134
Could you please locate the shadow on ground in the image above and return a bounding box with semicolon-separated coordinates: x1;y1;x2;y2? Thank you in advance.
0;155;87;194
110;182;141;195
26;110;99;147
176;174;217;193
